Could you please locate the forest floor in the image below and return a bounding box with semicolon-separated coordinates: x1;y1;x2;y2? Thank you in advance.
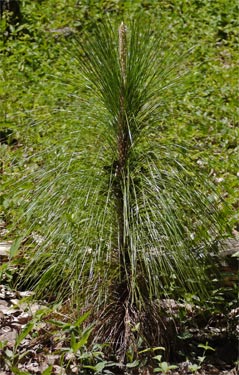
0;242;238;375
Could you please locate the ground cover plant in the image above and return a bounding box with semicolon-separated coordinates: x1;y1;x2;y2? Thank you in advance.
0;1;238;374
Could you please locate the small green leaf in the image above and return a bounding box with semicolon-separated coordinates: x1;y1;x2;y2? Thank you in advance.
5;348;14;358
10;237;23;258
169;365;178;370
74;310;91;327
15;321;34;350
131;322;140;332
139;346;165;354
160;362;170;372
153;355;162;362
189;363;201;372
139;348;152;354
153;347;165;351
71;332;76;350
198;355;206;363
94;361;108;372
198;342;215;351
42;366;53;375
0;340;7;349
73;326;93;352
126;360;140;368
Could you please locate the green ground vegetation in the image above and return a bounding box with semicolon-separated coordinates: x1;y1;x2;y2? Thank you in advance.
1;0;238;229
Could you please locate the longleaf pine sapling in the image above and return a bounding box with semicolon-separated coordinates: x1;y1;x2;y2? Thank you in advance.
14;20;227;359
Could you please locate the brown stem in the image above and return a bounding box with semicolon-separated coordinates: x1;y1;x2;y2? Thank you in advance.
116;22;129;282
